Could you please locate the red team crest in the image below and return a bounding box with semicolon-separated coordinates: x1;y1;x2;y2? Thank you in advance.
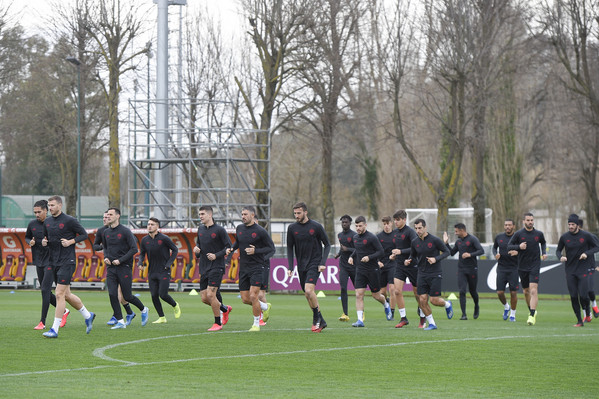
59;223;64;229
580;238;585;243
252;232;257;238
534;236;539;241
211;233;217;239
363;239;367;244
428;243;433;248
158;240;163;245
309;229;315;235
117;234;122;239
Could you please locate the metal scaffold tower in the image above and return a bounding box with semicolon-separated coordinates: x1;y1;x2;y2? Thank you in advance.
126;98;270;229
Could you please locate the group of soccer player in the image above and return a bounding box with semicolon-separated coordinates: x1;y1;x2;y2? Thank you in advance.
27;195;599;337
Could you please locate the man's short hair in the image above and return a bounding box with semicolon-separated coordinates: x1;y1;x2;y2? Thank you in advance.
393;210;407;220
523;212;534;219
293;202;307;211
107;207;121;216
414;218;426;227
382;216;392;223
149;217;160;227
504;218;515;224
48;195;62;204
34;200;48;210
340;214;352;222
199;205;213;213
243;205;256;215
355;215;366;224
454;222;466;230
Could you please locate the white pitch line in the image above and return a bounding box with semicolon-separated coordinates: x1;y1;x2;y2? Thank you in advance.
2;331;597;378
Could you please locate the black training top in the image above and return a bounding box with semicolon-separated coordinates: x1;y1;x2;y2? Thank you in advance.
407;233;449;275
232;223;275;270
556;230;599;275
507;228;547;271
42;212;88;266
25;219;49;267
195;223;232;274
351;230;385;271
101;224;138;267
138;232;179;274
492;232;518;271
447;233;484;270
337;228;356;270
93;225;107;252
393;225;418;266
287;219;331;271
377;230;397;269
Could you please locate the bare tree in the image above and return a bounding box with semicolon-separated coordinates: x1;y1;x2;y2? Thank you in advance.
86;0;150;208
538;0;599;230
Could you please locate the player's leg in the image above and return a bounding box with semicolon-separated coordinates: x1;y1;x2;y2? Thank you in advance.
468;271;480;319
458;271;468;319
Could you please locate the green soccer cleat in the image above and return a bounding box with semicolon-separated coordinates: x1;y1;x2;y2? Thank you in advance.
152;317;167;324
174;303;181;319
248;325;260;332
262;303;272;322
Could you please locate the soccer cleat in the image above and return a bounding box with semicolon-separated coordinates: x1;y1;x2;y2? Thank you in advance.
460;314;468;320
141;307;149;326
85;312;96;334
593;305;599;318
352;320;365;327
503;308;510;321
34;322;45;330
174;303;181;319
152;317;167;324
445;300;454;319
263;303;272;322
418;317;426;328
107;316;118;326
125;312;136;326
338;314;350;322
509;316;516;322
395;318;409;328
526;315;535;326
111;321;126;329
423;324;438;330
573;322;584;327
208;323;223;331
384;306;393;321
222;305;232;326
313;317;327;333
583;315;592;323
473;305;480;319
60;308;70;328
259;315;267;326
248;325;260;332
43;328;58;338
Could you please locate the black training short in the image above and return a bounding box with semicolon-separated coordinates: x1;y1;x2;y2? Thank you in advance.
239;267;263;291
395;265;418;287
417;273;442;297
54;264;75;286
200;267;224;291
518;266;540;289
355;268;381;293
379;266;396;286
496;268;519;292
299;267;321;291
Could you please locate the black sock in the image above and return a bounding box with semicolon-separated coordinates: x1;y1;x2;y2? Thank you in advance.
215;316;222;326
220;303;228;313
391;309;395;316
530;308;536;316
124;304;133;315
312;307;319;323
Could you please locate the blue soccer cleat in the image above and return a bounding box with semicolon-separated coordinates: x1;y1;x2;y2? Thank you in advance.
85;312;96;334
445;300;454;319
141;307;149;326
125;312;136;326
107;316;118;326
352;320;365;327
384;306;393;321
111;321;127;329
503;309;510;321
509;316;516;322
424;324;438;330
43;328;58;338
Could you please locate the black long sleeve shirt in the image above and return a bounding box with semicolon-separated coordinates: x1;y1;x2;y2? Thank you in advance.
232;223;275;270
101;224;138;267
556;230;599;275
447;233;484;271
196;223;232;274
138;232;179;274
407;233;449;275
351;230;385;271
507;228;547;271
25;219;49;267
393;225;418;267
93;225;107;252
377;230;397;269
42;212;88;266
287;219;331;271
492;232;518;271
337;228;357;270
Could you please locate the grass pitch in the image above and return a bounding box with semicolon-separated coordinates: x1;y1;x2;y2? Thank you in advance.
0;289;597;398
